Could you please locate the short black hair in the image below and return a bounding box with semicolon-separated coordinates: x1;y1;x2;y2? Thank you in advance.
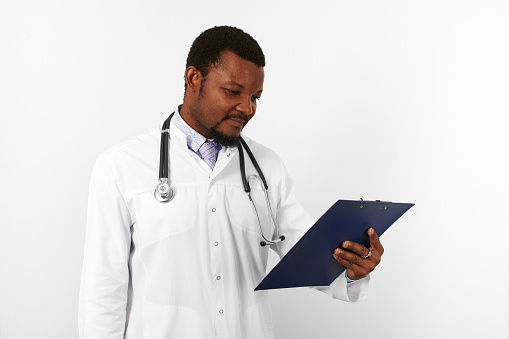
185;26;265;84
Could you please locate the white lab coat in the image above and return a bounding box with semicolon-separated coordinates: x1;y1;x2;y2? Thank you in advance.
79;122;370;339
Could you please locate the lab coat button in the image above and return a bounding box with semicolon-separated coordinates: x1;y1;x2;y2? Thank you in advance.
212;208;216;212
214;241;219;246
216;275;221;280
219;309;224;314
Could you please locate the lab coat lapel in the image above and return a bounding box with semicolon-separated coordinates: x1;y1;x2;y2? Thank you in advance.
212;146;238;178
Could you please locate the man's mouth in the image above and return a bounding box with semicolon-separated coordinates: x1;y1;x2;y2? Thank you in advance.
225;115;248;128
227;118;245;128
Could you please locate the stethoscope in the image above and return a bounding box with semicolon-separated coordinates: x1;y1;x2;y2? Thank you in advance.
154;113;285;247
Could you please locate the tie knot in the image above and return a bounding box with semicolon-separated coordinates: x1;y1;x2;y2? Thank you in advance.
199;140;219;170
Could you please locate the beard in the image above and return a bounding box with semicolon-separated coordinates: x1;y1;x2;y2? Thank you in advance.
209;115;247;148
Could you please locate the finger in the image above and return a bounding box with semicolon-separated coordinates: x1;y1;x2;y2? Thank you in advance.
342;240;370;258
368;228;384;254
333;253;354;268
334;247;378;272
333;253;370;280
334;248;362;265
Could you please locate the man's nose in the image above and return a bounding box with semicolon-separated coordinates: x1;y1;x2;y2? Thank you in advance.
236;96;254;117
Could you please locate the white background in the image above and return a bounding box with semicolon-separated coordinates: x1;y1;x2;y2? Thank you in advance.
1;1;508;338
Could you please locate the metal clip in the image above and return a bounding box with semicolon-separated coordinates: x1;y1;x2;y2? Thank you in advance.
360;198;392;203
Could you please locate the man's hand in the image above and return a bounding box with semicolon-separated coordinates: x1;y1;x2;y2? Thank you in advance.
332;228;384;280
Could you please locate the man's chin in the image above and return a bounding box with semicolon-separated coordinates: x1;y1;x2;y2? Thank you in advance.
209;128;241;148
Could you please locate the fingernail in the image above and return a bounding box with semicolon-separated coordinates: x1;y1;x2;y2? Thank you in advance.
343;241;349;247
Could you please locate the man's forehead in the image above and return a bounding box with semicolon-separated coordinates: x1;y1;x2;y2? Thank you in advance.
213;50;262;71
207;52;264;86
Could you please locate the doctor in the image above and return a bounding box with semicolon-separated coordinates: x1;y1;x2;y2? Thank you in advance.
79;26;384;339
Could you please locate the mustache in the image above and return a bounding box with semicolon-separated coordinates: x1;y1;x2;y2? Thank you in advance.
222;114;248;124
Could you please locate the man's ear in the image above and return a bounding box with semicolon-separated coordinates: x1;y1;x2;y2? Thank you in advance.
184;66;202;93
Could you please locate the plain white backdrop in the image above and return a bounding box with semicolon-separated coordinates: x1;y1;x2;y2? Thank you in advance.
1;1;508;338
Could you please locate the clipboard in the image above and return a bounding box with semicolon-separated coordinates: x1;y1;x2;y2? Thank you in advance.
255;199;414;290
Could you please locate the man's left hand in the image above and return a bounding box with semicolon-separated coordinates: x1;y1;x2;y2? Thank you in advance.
332;228;384;280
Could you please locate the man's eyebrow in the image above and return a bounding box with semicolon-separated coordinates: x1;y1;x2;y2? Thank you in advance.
227;81;263;94
227;81;245;89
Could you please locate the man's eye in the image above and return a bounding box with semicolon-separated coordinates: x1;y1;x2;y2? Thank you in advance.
252;96;260;101
225;89;240;95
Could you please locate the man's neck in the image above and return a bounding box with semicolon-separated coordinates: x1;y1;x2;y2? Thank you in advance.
179;100;212;139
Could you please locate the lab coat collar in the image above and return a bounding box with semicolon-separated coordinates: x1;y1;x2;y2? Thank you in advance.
167;111;239;177
172;106;208;153
168;119;188;150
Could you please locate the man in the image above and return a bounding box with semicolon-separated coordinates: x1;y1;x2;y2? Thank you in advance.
79;26;383;339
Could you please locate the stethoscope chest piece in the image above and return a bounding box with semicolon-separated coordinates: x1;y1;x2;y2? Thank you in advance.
154;178;174;203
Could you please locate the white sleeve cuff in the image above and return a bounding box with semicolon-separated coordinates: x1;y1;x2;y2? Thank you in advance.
312;271;370;302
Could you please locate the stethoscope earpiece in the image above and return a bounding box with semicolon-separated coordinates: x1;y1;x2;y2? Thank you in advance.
260;235;285;247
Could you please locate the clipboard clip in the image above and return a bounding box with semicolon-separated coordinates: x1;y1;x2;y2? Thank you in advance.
359;198;392;202
359;198;391;210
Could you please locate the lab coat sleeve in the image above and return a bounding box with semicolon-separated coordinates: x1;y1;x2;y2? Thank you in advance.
313;272;370;302
79;154;132;338
271;160;370;303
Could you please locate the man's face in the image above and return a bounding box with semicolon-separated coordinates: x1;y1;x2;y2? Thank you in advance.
186;50;265;146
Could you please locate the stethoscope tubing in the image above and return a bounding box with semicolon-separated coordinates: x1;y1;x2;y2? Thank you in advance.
159;113;173;179
237;136;268;191
155;112;284;246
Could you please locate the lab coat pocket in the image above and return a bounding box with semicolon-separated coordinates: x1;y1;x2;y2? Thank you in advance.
143;303;208;339
225;185;276;238
129;186;201;247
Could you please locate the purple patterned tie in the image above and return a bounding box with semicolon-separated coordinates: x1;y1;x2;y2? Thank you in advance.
198;140;219;170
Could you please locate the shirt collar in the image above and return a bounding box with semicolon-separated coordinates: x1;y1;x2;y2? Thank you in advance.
172;105;210;153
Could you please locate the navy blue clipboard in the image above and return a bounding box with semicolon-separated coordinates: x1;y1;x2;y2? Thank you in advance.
255;199;414;290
